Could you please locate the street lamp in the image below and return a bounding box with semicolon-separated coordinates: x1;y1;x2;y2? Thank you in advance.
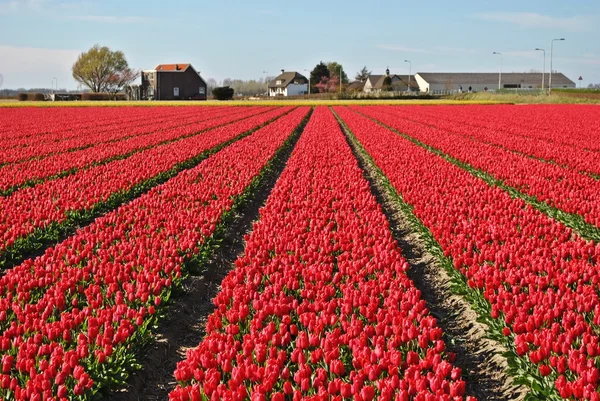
304;69;311;95
262;71;268;96
549;38;565;94
535;48;546;90
404;60;412;92
493;52;502;90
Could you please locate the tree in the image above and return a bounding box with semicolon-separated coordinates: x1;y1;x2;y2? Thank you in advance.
587;83;600;89
72;45;138;95
212;86;234;100
326;62;349;85
355;66;371;82
310;62;330;93
314;76;341;93
206;78;218;93
382;76;392;91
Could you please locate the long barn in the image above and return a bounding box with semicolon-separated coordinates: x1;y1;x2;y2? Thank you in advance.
415;72;575;93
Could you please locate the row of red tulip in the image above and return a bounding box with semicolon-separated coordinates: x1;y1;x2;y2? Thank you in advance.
0;107;273;192
0;107;292;265
0;106;205;142
170;107;473;401
392;104;600;152
0;106;310;401
354;106;600;231
335;106;600;400
0;107;260;165
378;105;600;177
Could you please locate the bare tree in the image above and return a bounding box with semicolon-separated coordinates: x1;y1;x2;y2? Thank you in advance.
72;44;139;96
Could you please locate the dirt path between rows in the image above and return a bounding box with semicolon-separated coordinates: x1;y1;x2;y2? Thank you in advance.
338;114;527;401
107;113;309;401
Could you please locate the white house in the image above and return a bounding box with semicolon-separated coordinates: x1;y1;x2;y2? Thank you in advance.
415;72;576;93
268;70;308;96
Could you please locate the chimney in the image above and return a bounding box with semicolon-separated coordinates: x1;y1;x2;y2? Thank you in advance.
176;64;181;70
281;69;285;74
385;67;390;76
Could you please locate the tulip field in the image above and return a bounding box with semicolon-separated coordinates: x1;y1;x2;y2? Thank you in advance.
0;104;599;400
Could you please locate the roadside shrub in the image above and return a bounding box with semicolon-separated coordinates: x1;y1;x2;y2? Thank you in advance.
212;86;234;101
17;93;28;101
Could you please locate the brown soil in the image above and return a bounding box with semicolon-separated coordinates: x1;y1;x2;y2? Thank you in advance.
338;117;527;401
107;116;307;401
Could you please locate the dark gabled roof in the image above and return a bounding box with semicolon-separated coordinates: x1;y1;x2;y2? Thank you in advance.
347;81;366;91
416;72;575;86
268;71;308;88
365;75;383;88
372;74;418;90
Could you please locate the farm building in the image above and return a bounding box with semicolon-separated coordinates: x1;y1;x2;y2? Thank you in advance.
361;68;418;93
268;70;308;96
141;64;208;100
415;72;576;93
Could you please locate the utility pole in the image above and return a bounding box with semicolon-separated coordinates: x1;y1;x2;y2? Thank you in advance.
404;60;412;92
535;48;546;90
549;38;565;94
493;52;502;90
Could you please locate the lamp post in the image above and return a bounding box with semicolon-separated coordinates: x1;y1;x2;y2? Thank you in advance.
492;52;502;91
535;48;546;90
549;38;565;94
262;71;268;96
404;60;412;92
304;69;311;95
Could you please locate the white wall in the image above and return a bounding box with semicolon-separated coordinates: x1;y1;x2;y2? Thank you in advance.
414;74;429;93
417;75;576;93
286;84;308;96
269;87;285;96
269;84;307;96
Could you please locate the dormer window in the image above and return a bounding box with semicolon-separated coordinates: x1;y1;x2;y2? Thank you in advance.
276;80;282;85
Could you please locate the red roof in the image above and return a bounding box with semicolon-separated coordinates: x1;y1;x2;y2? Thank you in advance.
155;64;190;72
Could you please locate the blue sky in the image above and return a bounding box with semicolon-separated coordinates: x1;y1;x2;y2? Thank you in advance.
0;0;599;89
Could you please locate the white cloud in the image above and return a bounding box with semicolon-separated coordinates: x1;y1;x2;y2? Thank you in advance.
67;14;153;23
0;0;49;13
472;12;595;32
0;0;18;14
0;45;80;88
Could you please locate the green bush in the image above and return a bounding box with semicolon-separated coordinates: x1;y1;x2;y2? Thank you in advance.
212;86;234;101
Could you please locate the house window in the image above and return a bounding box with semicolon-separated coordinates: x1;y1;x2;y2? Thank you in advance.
199;87;205;95
276;80;282;85
148;87;154;96
174;87;180;97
